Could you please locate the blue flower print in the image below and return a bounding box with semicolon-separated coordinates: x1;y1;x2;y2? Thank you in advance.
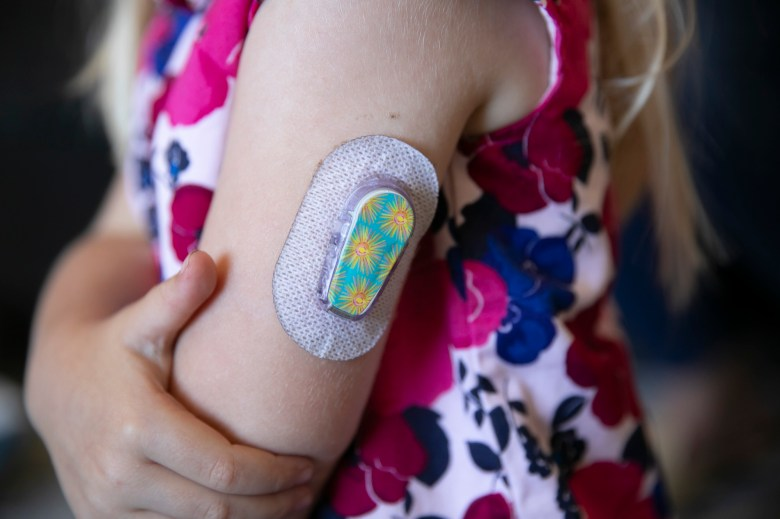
139;159;154;190
166;140;190;186
483;227;575;364
153;10;193;76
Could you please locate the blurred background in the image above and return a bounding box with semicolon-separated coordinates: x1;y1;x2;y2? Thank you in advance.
1;0;778;517
619;1;780;516
1;1;109;517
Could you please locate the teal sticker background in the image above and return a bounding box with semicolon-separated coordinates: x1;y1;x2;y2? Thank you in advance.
327;190;414;317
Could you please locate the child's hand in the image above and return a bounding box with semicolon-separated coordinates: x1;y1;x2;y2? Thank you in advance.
27;250;313;518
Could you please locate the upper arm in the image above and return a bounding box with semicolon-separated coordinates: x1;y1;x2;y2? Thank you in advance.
169;0;546;481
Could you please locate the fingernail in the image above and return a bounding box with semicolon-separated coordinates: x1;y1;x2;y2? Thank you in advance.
181;250;196;274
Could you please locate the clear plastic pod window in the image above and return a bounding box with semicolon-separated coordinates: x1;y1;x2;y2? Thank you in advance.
319;177;415;320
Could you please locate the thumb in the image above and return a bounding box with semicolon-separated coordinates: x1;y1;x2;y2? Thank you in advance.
120;250;217;364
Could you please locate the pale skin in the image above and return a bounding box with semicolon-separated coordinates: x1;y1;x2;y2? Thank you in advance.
25;0;550;517
25;179;315;518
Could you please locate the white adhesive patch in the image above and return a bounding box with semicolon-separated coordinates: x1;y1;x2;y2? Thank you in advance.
272;136;439;361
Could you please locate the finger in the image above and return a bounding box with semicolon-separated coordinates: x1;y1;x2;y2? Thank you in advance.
120;250;217;359
143;395;314;495
133;462;312;519
133;512;171;519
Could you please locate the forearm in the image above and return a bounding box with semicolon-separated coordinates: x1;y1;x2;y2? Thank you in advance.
31;233;156;339
26;232;156;431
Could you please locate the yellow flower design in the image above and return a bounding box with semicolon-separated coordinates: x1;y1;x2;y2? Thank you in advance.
345;227;385;273
379;196;414;241
359;195;382;223
376;244;402;283
326;268;346;300
337;276;378;316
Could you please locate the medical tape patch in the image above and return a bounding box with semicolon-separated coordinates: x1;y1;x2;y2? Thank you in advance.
272;135;438;361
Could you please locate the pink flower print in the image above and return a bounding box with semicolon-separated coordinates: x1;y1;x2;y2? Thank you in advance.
361;415;427;501
151;79;174;135
170;184;214;261
449;260;509;351
327;465;378;518
164;0;192;8
370;259;507;416
466;138;569;214
330;414;428;517
369;261;453;416
466;108;592;214
165;0;255;125
463;493;513;519
526;109;592;183
569;462;658;519
139;14;176;72
565;301;641;426
248;0;261;25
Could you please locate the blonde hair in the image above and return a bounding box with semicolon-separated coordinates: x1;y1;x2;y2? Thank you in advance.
598;0;721;308
75;0;152;163
89;0;717;308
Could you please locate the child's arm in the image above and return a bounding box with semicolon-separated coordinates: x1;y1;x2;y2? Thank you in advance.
171;0;549;511
24;177;315;517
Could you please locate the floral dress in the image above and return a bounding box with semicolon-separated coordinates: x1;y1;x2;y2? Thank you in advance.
127;0;670;517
